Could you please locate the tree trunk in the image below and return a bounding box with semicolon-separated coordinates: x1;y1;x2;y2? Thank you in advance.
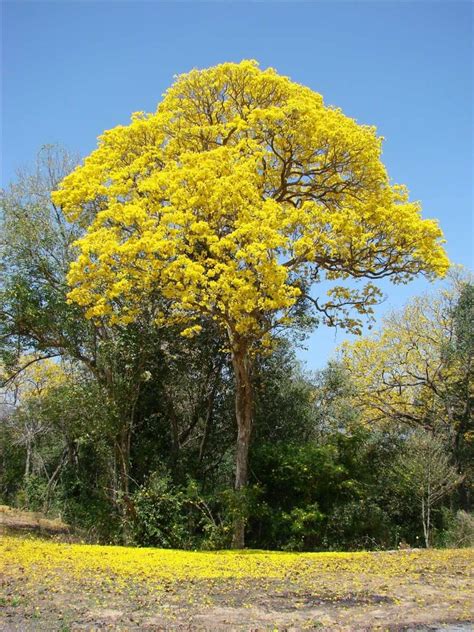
230;344;253;549
24;439;31;479
42;447;68;514
426;501;431;548
422;497;430;548
453;401;473;512
115;423;134;542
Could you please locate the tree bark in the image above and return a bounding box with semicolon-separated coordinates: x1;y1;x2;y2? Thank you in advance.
42;446;68;514
24;440;31;479
422;497;429;548
453;395;473;512
114;422;134;542
230;343;253;549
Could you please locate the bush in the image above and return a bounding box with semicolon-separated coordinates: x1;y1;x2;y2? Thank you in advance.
281;503;325;551
248;440;362;550
15;475;49;512
131;472;189;548
441;510;474;548
130;472;232;549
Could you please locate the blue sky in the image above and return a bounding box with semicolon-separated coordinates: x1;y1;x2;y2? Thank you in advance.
2;1;473;370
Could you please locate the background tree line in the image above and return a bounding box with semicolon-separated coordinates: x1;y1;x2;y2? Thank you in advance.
1;147;472;551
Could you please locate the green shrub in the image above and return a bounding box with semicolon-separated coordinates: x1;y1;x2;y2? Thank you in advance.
440;510;474;548
131;473;233;549
15;476;49;512
131;472;189;548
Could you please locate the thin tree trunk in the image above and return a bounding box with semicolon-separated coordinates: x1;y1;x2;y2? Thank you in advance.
119;426;130;498
230;344;253;549
163;390;180;472
114;422;134;542
426;501;431;548
42;447;68;514
422;497;429;548
426;462;432;548
198;383;217;466
25;440;31;479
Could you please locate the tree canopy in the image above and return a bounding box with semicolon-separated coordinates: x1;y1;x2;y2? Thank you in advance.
51;60;449;547
53;60;448;344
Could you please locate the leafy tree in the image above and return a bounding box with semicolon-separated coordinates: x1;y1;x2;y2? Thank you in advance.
448;280;474;508
342;272;474;509
53;60;449;546
0;146;86;367
311;361;360;439
1;356;69;494
1;147;170;532
253;340;319;444
0;356;109;515
390;431;461;547
0;147;234;537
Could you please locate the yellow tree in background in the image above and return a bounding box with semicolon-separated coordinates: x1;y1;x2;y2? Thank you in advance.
53;60;449;547
341;273;473;510
1;356;69;488
341;275;471;431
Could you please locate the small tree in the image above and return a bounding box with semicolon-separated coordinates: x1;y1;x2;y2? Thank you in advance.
1;356;70;511
391;432;461;547
53;60;448;547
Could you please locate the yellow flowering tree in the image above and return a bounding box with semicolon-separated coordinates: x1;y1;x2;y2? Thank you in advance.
1;355;67;405
340;276;471;431
53;60;448;547
341;273;473;510
1;355;69;491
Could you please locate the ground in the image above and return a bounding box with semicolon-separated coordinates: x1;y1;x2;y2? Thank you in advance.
0;535;473;631
0;505;69;536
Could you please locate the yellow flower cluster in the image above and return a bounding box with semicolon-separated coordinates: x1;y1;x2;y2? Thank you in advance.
53;60;449;347
340;285;471;426
1;355;68;403
2;535;472;584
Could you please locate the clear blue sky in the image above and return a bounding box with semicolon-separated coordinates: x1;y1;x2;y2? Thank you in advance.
2;1;473;370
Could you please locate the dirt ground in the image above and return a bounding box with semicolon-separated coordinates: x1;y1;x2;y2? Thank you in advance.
0;505;70;537
1;536;473;631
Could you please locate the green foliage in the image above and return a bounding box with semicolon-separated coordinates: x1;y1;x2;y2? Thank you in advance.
253;342;318;443
248;440;359;550
130;473;233;550
389;431;461;547
15;476;49;512
438;510;474;548
0;425;24;504
281;504;325;551
131;472;189;548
